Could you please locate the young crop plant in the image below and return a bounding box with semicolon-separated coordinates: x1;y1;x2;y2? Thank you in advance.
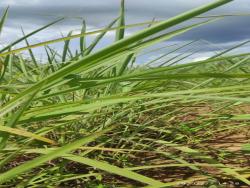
0;0;249;187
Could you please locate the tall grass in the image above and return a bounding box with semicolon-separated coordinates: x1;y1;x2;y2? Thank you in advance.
0;0;250;187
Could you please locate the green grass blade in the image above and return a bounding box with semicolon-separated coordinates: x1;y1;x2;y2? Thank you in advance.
80;20;87;56
0;126;113;184
115;0;125;41
0;18;64;53
62;31;73;62
84;18;118;55
0;7;8;36
21;27;39;68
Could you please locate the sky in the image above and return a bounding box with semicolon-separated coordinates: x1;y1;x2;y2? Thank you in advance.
0;0;249;62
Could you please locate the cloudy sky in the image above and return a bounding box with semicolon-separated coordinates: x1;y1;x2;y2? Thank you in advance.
0;0;249;62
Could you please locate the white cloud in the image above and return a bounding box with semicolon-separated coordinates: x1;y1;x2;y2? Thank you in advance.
193;56;209;62
0;0;41;6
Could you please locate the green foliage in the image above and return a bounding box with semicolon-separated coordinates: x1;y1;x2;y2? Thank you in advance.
0;0;249;187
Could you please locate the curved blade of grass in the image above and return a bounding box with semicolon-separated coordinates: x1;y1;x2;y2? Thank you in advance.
62;31;73;62
21;27;39;68
19;147;166;187
45;47;56;72
196;13;250;18
0;7;8;36
17;55;29;79
0;18;64;53
80;20;86;56
64;154;165;186
115;0;125;41
84;18;118;56
0;125;56;145
0;53;11;82
0;126;114;184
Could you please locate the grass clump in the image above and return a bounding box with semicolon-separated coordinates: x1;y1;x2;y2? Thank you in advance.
0;0;249;187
